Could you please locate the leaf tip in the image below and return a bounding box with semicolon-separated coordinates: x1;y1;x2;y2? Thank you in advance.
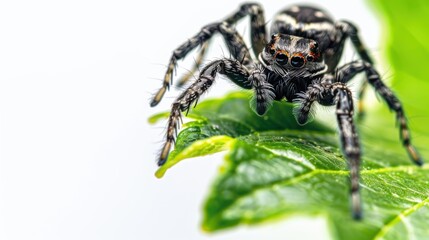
148;112;170;124
154;168;166;178
200;223;214;233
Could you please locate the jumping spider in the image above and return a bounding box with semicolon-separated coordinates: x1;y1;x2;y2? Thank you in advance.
150;3;422;219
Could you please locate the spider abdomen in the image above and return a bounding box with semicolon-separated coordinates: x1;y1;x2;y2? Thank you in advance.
271;5;336;39
271;5;343;71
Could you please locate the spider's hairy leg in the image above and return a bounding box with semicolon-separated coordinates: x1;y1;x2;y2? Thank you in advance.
337;60;423;166
225;3;267;56
177;3;266;87
294;81;362;219
175;41;210;88
337;21;374;119
150;23;219;107
365;64;423;166
151;3;267;107
356;81;368;119
337;21;373;65
150;21;254;107
249;68;274;115
176;3;266;88
157;59;252;166
333;84;362;220
292;84;323;125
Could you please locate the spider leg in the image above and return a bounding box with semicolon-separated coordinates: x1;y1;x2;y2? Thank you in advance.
337;21;374;119
336;21;373;64
150;3;267;107
225;3;267;56
157;59;253;166
356;81;368;120
175;41;210;88
292;84;323;125
150;22;253;107
333;84;362;220
294;81;362;219
249;68;275;115
336;60;423;166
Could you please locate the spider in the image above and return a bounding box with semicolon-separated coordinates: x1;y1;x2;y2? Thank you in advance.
150;3;422;219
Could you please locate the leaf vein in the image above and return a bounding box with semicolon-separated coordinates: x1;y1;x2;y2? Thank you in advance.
372;196;429;240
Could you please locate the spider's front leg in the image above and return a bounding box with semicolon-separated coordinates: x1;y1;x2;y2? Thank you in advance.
294;82;362;219
249;68;275;116
333;85;362;219
157;59;255;166
150;3;267;107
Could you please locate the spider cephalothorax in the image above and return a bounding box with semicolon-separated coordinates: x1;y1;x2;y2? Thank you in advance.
150;3;422;219
260;34;325;78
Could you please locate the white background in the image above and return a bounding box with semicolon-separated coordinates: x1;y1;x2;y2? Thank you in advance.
0;1;380;239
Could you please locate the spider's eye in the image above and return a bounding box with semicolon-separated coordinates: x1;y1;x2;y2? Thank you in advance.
275;53;288;65
306;55;314;62
291;56;305;68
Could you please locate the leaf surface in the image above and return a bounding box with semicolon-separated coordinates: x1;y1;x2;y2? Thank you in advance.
152;92;429;239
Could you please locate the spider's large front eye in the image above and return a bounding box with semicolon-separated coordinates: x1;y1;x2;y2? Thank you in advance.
275;53;288;65
291;56;305;68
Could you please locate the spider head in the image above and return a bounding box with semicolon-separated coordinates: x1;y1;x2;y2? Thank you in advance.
259;34;326;77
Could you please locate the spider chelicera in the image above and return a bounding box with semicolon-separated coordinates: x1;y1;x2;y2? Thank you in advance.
150;3;422;219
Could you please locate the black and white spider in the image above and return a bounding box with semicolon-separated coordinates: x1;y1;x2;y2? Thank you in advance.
150;3;422;219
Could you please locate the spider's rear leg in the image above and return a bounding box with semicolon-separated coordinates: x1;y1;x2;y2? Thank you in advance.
150;23;253;107
157;59;253;166
337;21;374;119
365;64;423;165
150;3;267;107
336;60;423;165
150;23;219;107
175;41;210;88
225;3;267;56
294;81;362;219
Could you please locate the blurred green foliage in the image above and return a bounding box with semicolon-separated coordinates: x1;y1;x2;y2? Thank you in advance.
368;0;429;154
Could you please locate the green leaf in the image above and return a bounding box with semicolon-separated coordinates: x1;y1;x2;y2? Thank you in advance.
154;91;331;178
152;1;429;238
152;91;429;239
